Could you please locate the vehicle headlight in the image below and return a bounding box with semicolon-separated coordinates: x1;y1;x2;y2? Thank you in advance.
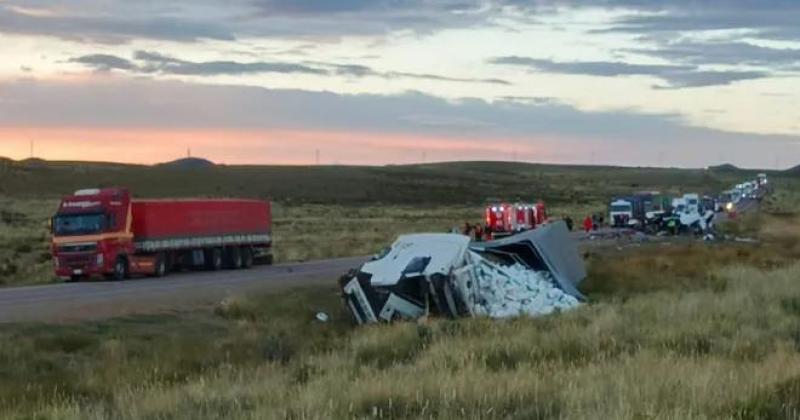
96;253;104;266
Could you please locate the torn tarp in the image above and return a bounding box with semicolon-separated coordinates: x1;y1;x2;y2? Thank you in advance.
339;221;586;324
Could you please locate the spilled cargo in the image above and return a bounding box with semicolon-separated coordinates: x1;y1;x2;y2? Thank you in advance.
339;222;586;324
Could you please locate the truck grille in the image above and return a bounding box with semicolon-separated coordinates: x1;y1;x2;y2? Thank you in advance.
58;243;98;253
61;254;94;268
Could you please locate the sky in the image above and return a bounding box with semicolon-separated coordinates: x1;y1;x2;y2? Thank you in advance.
0;0;799;168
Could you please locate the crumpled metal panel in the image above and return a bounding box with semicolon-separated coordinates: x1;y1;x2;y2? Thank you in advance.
470;221;587;300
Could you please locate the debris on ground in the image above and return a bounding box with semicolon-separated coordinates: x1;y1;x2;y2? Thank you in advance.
339;222;586;325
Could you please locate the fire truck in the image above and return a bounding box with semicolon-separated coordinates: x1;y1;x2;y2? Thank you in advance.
484;202;547;239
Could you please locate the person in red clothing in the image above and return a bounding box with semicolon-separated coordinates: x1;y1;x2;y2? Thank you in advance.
583;215;593;233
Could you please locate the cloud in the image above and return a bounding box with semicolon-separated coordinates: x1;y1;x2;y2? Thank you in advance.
490;56;770;88
69;54;137;71
70;52;511;84
629;41;800;68
132;51;327;76
0;75;789;142
490;56;693;77
3;0;800;45
0;3;235;44
0;76;794;167
591;0;800;44
652;70;769;89
0;0;498;43
328;63;511;85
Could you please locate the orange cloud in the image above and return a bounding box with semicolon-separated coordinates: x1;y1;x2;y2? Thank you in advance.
0;127;563;165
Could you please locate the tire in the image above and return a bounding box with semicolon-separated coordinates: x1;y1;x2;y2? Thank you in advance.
225;247;243;270
108;256;129;281
241;247;254;269
205;248;223;271
153;253;168;278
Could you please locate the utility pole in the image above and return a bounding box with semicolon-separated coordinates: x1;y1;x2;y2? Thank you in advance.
187;148;192;159
315;149;320;165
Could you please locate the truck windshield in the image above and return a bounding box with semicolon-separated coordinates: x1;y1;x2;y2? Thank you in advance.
53;213;107;236
611;205;631;212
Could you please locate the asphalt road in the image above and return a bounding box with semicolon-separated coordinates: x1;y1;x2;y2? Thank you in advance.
0;256;367;323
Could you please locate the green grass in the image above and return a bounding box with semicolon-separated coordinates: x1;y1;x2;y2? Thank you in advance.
0;159;757;205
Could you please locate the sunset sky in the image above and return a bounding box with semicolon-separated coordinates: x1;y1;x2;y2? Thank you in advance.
0;0;799;168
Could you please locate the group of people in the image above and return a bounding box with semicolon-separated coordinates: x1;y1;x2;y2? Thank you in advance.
582;214;605;233
561;214;605;233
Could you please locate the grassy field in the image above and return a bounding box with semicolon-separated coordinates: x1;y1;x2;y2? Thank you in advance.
0;160;735;286
0;159;750;205
1;213;799;419
0;161;799;418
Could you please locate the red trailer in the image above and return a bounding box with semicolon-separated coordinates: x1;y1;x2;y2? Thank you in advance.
51;188;272;281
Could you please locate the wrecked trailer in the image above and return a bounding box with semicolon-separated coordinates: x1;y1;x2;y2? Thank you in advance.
339;222;586;324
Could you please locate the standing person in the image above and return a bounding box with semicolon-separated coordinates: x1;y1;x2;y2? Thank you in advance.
583;216;593;233
591;214;599;231
474;224;483;242
564;215;574;231
462;221;472;237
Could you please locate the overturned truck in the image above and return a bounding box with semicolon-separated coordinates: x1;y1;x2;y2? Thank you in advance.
339;222;586;324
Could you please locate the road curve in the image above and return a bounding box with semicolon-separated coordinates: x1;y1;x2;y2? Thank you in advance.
0;256;367;323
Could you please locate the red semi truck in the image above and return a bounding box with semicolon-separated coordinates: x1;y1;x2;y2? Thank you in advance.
51;188;272;281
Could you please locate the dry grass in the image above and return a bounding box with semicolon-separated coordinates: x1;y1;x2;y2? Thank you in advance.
2;235;800;418
0;198;56;286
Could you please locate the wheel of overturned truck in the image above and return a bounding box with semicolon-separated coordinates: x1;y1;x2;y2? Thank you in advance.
107;256;129;281
241;247;253;269
205;248;223;271
225;247;243;270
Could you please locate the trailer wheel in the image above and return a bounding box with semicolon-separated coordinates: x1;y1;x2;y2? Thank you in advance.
241;247;254;269
225;247;243;270
205;248;223;271
108;256;129;281
153;253;168;278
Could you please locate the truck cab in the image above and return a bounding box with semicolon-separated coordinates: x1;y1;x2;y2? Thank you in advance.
51;188;134;281
609;199;633;227
683;194;700;214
